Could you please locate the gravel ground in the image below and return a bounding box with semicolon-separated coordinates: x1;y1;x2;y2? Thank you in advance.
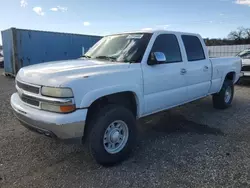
1;69;250;188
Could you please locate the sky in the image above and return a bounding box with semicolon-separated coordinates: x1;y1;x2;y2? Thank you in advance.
0;0;250;44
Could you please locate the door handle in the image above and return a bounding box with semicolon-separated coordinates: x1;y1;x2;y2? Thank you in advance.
203;66;209;71
180;68;187;75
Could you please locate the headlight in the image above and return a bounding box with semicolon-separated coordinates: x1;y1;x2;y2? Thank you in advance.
41;87;73;98
41;103;76;113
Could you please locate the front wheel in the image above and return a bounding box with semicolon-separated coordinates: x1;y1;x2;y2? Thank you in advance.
212;80;234;109
86;105;137;166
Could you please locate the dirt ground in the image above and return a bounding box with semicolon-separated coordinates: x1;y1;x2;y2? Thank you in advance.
1;69;250;188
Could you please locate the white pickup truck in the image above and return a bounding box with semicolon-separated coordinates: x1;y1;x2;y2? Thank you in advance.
11;30;242;165
237;49;250;77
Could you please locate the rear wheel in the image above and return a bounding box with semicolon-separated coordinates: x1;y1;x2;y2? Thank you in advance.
85;105;137;166
213;79;234;109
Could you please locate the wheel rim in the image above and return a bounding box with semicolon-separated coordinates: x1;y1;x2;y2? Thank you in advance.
103;120;129;154
224;86;232;103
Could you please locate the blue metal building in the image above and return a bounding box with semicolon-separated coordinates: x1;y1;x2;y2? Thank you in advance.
1;28;102;76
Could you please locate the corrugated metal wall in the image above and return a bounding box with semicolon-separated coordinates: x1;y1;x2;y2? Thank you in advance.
207;44;250;57
1;28;102;75
2;29;14;74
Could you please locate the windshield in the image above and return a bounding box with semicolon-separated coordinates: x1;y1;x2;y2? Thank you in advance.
84;33;152;63
237;50;250;58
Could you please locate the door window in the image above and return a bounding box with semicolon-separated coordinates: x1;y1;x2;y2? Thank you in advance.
182;35;205;61
150;34;182;63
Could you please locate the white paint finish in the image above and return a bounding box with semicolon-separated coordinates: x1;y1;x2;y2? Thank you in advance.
140;32;188;115
185;59;212;100
208;78;222;94
73;63;144;115
11;93;87;139
242;59;250;77
16;59;131;87
242;59;250;66
142;62;187;114
243;72;250;76
178;34;213;100
15;30;242;121
209;57;241;92
16;59;144;114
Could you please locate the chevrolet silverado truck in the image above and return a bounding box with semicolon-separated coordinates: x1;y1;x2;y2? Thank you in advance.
11;30;242;165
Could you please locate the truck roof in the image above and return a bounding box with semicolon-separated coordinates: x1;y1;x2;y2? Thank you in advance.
110;29;200;36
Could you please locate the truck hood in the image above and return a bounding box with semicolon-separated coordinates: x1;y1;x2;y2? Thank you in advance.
16;59;131;86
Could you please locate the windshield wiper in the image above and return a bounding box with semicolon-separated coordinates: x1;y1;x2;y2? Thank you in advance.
95;56;116;62
123;59;136;63
81;55;92;59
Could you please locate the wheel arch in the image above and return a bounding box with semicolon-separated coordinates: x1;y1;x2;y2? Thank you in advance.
218;71;236;91
82;90;140;143
224;71;236;82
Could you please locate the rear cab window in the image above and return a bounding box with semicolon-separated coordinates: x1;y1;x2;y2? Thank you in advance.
182;35;205;61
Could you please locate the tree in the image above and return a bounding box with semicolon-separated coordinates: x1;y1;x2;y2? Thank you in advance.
228;27;245;41
205;27;250;46
243;28;250;39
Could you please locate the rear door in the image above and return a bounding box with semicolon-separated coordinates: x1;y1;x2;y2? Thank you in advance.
181;35;212;101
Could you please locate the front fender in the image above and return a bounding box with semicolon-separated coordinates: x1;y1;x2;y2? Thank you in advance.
80;85;144;117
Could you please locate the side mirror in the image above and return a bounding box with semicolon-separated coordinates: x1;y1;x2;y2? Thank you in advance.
148;52;166;65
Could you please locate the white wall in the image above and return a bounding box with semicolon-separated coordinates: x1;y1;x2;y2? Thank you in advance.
207;44;250;57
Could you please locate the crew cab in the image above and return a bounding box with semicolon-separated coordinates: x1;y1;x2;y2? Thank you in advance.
11;30;242;165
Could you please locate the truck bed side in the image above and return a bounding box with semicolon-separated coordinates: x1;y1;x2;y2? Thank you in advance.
209;57;241;94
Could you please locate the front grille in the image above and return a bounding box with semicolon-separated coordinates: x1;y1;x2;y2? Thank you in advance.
242;66;250;72
17;81;40;94
15;80;73;109
20;94;40;107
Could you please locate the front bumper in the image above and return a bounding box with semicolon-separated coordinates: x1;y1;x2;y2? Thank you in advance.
241;65;250;77
11;93;87;143
241;71;250;77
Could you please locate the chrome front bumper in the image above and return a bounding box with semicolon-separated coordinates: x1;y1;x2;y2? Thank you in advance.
241;64;250;77
241;71;250;77
11;93;87;142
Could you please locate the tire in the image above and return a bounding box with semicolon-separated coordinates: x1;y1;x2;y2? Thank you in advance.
212;79;234;109
85;104;137;166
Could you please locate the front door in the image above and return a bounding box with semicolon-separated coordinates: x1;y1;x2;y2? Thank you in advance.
142;34;188;115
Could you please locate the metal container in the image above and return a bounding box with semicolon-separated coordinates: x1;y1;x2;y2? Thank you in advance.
1;28;102;76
